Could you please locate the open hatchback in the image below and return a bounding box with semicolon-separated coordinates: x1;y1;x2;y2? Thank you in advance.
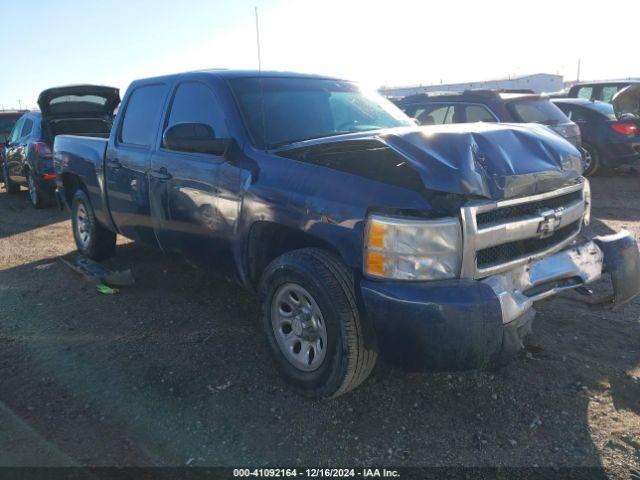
37;85;120;139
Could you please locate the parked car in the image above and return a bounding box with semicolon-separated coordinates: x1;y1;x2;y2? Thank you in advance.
567;79;640;103
54;70;640;398
393;90;582;147
3;85;119;208
0;110;27;181
552;98;640;175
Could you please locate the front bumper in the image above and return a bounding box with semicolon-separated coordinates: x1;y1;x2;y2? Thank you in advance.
360;231;640;370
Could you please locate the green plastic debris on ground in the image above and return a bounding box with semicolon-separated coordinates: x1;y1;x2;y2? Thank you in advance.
96;284;119;295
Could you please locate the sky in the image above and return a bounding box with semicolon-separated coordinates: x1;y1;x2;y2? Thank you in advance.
1;0;639;109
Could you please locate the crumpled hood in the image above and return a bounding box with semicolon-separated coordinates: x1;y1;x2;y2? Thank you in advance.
378;122;583;200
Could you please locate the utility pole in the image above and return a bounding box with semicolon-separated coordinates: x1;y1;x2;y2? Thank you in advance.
255;7;262;71
576;59;581;82
17;99;22;110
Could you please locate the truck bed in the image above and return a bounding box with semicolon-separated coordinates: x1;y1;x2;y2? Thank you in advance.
53;134;110;228
54;134;108;167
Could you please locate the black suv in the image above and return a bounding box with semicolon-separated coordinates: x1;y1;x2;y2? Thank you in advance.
393;90;582;148
567;80;640;104
3;85;117;208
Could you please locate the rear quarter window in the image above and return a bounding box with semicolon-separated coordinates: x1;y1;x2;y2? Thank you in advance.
601;85;620;103
507;99;569;125
120;84;168;146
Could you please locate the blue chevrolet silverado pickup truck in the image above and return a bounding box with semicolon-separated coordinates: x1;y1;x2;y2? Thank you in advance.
53;70;640;398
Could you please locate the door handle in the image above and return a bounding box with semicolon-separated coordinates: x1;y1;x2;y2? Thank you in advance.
150;167;172;181
107;159;122;169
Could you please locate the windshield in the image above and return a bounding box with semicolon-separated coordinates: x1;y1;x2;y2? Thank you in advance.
507;99;570;125
230;77;413;149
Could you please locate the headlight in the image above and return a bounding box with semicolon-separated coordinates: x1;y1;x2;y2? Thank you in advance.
364;214;462;280
583;179;591;226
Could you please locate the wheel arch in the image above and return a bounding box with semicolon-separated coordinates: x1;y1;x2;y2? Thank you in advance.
246;221;346;288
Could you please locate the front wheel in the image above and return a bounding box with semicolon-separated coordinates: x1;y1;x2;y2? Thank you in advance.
2;162;19;194
71;189;116;260
259;248;377;398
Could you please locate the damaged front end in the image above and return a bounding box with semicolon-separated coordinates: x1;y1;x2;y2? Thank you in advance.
352;125;640;370
278;122;640;369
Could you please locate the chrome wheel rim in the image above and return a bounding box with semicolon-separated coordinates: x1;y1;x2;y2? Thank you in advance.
75;203;91;248
271;283;327;372
27;174;37;205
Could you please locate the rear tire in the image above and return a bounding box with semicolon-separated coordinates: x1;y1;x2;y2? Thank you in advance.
71;189;116;261
27;171;46;209
259;248;377;398
581;144;600;176
3;163;19;194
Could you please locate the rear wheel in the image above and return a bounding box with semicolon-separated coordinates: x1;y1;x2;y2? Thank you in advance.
27;171;45;209
71;189;116;260
259;248;377;398
582;144;600;176
2;162;19;194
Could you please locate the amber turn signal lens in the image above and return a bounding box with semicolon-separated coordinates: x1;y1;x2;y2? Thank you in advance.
367;221;386;249
366;251;387;276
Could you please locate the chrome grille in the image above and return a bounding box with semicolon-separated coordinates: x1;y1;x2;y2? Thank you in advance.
476;190;583;226
460;181;586;279
476;220;582;269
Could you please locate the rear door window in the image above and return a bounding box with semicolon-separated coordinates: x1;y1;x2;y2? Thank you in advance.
120;84;168;146
166;82;228;138
576;87;593;100
413;104;454;125
464;105;496;122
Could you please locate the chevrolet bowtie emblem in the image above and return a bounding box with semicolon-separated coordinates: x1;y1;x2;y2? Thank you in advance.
537;209;562;238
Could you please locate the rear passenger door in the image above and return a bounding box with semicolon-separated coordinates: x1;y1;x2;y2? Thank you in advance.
149;80;241;274
106;83;169;246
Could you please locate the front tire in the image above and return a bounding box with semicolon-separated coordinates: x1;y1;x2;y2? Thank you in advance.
2;162;19;194
259;248;377;398
71;189;116;260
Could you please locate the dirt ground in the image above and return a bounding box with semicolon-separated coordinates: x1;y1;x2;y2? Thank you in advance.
0;175;639;478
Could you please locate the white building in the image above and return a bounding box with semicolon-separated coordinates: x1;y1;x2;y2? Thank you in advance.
379;73;564;98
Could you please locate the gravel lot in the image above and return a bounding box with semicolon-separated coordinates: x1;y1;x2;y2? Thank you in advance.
0;175;639;477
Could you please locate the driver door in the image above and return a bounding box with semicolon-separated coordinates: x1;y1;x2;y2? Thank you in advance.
149;80;242;274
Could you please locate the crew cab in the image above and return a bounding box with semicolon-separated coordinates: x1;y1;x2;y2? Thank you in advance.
3;86;119;207
54;70;640;398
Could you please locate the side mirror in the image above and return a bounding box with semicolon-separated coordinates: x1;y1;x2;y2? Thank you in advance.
162;122;229;156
